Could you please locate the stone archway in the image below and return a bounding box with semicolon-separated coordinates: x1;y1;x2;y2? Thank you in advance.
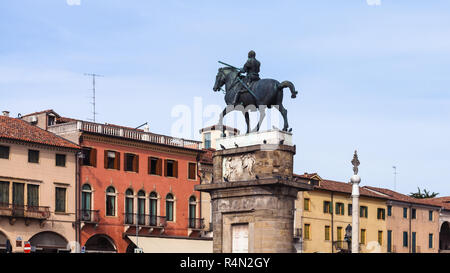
440;222;450;252
29;231;69;253
84;234;117;253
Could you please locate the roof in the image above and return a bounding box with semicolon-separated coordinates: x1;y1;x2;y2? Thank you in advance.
424;196;450;210
21;109;60;118
363;186;442;208
0;115;79;150
294;173;388;200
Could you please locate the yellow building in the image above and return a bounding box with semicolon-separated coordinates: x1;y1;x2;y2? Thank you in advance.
294;173;388;253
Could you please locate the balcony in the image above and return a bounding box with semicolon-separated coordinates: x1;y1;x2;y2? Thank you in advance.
0;203;50;223
188;218;205;230
123;213;167;228
80;209;100;225
49;121;202;150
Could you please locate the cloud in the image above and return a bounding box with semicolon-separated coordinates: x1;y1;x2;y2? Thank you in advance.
66;0;81;6
366;0;381;6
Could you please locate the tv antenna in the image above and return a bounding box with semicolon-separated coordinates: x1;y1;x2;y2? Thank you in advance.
392;166;397;191
84;73;104;123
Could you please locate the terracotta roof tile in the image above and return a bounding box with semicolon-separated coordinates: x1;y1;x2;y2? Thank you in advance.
363;186;442;208
0;116;79;150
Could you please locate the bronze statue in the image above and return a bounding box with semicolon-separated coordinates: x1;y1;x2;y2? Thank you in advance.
213;50;299;133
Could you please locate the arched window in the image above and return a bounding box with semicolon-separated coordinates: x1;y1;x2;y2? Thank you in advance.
81;184;93;221
125;188;134;224
189;196;197;228
137;190;146;225
106;186;116;217
149;192;158;225
166;193;174;222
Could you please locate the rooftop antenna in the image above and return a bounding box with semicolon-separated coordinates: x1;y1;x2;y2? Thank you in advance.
84;73;104;123
392;166;397;191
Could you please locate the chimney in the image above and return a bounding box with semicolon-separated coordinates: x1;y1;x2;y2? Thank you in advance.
2;111;10;117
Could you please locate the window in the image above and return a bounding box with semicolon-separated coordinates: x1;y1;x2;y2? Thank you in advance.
124;153;139;173
28;149;39;163
387;230;392;253
106;186;116;216
188;163;197;180
323;201;332;214
56;154;66;167
82;147;97;167
149;192;158;225
325;226;330;241
164;160;178;178
403;231;408;247
125;189;134;224
137;190;146;225
13;183;24;216
403;207;408;218
0;181;10;205
55;187;66;213
377;208;386;220
166;193;174;221
81;184;92;221
429;210;433;221
204;133;211;149
189;196;197;228
304;198;310;211
378;231;383;246
304;224;311;240
0;145;10;159
337;227;343;248
47;115;56;127
360;206;368;218
411;208;416;219
27;184;39;207
148;157;162;175
429;234;433;249
104;150;120;170
387;205;392;216
348;204;352;216
335;203;344;215
361;229;366;244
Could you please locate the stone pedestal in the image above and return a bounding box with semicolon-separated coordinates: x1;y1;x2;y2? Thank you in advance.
195;130;312;253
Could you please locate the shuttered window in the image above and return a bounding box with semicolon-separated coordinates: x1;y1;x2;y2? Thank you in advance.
27;184;39;207
104;150;120;170
55;187;66;213
125;153;139;173
56;154;66;167
0;145;10;159
148;157;162;175
82;147;97;167
0;181;9;205
165;160;178;178
28;150;39;163
188;163;196;180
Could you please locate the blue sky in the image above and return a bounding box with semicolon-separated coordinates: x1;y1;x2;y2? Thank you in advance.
1;0;449;195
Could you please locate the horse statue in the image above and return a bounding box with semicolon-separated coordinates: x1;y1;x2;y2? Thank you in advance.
212;66;298;134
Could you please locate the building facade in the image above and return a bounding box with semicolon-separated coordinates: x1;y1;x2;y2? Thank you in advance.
0;113;79;253
295;173;388;253
364;186;441;253
21;110;212;253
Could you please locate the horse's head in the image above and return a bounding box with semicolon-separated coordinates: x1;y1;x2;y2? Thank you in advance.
213;67;235;92
213;68;226;92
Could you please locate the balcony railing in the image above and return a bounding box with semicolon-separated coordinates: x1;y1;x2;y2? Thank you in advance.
49;121;202;150
123;213;167;228
188;218;205;230
0;203;50;220
80;209;100;223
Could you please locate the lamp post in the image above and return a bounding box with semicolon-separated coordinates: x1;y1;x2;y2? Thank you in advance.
350;150;361;253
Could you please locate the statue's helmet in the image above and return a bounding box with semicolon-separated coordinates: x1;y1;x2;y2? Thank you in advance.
248;50;256;58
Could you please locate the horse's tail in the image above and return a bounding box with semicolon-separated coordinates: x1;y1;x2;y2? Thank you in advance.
278;81;298;98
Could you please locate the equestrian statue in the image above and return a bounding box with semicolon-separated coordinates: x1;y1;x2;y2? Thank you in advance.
213;50;299;134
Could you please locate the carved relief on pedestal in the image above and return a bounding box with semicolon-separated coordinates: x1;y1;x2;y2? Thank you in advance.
222;153;256;182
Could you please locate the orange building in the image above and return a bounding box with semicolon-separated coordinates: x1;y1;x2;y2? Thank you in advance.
22;110;211;253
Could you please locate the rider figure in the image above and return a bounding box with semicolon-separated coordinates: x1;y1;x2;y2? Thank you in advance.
232;50;261;105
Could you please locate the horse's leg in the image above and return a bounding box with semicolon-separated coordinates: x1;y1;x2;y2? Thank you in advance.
278;104;289;131
252;107;266;132
218;106;233;136
244;111;250;134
